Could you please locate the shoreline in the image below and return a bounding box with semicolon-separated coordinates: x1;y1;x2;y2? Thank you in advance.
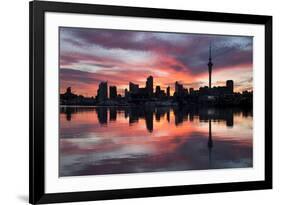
59;104;253;110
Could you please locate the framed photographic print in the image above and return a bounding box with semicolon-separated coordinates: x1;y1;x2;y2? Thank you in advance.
29;0;272;204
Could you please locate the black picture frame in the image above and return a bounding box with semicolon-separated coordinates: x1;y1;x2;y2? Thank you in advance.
29;1;272;204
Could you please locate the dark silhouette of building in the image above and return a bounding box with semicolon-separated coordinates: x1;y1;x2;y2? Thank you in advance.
155;85;166;98
208;44;213;89
66;87;71;94
60;87;95;105
183;88;189;95
175;81;180;93
189;88;194;94
61;87;78;100
174;81;189;97
167;86;170;97
137;88;149;98
146;76;153;97
155;85;161;98
97;82;108;102
199;86;210;95
61;62;252;107
226;80;234;94
204;80;234;96
129;82;139;94
124;88;129;98
109;86;117;99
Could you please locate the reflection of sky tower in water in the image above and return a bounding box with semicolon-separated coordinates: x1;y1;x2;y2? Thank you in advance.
208;119;213;167
208;43;213;89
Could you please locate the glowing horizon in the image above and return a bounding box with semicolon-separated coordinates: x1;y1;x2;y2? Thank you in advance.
59;27;253;97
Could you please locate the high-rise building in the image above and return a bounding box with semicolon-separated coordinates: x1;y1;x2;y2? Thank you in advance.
175;81;184;96
155;85;161;97
109;86;117;99
226;80;234;93
66;87;72;94
97;81;108;101
129;82;139;94
146;76;153;97
208;44;213;89
124;88;129;98
166;86;170;97
183;88;189;95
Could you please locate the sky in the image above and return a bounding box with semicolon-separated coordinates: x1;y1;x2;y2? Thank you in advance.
59;27;253;97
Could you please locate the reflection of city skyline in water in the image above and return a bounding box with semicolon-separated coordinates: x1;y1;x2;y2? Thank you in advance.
60;106;253;176
62;106;253;131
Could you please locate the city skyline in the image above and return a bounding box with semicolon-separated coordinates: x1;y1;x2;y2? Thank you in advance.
60;27;253;97
62;75;235;100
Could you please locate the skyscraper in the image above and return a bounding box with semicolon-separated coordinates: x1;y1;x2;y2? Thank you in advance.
226;80;234;94
208;44;213;89
175;81;184;96
166;86;170;97
97;81;108;101
155;85;161;98
146;76;153;97
124;88;129;98
66;87;72;94
109;86;117;99
129;82;139;94
175;81;179;93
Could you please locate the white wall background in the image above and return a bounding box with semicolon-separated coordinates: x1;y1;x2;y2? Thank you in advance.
0;0;279;204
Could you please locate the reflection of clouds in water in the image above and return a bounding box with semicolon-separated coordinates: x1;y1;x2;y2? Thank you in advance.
59;107;252;176
60;134;252;176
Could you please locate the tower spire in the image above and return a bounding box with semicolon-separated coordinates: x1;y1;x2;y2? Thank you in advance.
209;43;212;61
208;42;213;89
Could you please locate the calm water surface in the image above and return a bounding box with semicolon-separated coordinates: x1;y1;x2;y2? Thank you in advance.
59;106;253;176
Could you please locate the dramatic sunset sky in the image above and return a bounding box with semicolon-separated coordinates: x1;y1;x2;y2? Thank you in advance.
59;27;253;97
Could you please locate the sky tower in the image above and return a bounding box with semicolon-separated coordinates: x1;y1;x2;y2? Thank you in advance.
208;43;213;89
